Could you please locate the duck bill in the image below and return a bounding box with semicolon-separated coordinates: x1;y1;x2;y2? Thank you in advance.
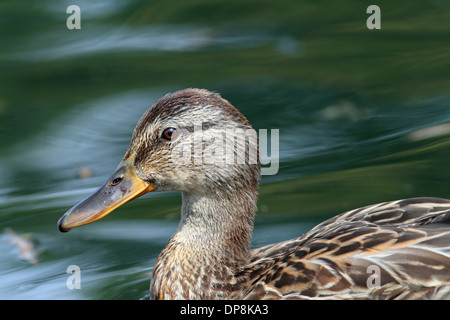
58;160;155;232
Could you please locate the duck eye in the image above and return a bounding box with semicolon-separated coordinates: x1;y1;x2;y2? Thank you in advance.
110;175;123;186
162;127;178;141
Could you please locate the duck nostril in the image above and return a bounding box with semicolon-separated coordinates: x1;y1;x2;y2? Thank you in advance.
110;175;124;186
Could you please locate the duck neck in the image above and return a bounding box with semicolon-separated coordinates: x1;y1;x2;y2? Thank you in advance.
151;189;257;299
178;191;255;261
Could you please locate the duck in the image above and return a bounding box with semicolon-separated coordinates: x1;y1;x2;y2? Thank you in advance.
58;88;450;300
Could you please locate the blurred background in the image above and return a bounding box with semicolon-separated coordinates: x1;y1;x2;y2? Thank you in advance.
0;0;449;299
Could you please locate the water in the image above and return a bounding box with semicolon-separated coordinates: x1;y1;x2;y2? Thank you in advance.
0;0;449;299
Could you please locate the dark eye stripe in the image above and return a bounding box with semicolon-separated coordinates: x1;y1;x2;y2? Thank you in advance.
182;122;215;133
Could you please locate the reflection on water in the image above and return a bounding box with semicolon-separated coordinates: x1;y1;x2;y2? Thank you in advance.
0;0;449;299
10;25;270;62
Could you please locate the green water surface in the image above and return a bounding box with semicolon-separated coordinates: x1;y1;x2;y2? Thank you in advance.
0;0;449;299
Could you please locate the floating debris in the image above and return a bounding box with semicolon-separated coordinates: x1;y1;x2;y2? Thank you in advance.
320;100;365;122
406;123;450;141
78;166;93;179
4;228;39;264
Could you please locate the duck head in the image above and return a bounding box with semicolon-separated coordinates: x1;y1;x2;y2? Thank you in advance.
58;88;260;232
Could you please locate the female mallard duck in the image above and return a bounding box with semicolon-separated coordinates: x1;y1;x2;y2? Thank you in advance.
58;88;450;300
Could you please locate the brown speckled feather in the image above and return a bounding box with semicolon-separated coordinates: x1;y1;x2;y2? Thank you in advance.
242;198;450;299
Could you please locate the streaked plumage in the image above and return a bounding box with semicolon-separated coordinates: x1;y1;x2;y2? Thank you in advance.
244;197;450;299
58;89;450;300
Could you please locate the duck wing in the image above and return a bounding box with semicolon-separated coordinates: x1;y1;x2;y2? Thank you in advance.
244;197;450;299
